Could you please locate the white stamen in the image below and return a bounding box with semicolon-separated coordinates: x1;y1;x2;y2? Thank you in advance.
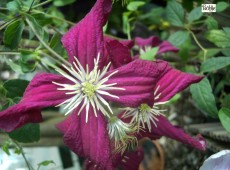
53;53;124;122
122;86;168;132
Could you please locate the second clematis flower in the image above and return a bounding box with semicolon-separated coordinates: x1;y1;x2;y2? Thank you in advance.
0;0;206;169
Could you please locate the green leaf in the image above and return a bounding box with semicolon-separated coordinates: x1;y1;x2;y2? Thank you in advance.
201;57;230;72
6;1;21;12
205;17;218;30
222;49;230;57
50;33;65;56
14;148;22;155
38;160;55;168
25;14;49;43
0;85;7;98
20;50;38;73
3;20;25;49
168;30;189;47
188;7;202;23
140;47;159;61
53;0;75;6
127;1;145;11
216;2;229;12
31;13;52;26
166;0;184;27
9;123;40;143
4;58;23;74
3;79;29;98
218;108;230;133
205;29;230;48
197;48;220;58
2;141;11;156
190;77;218;117
222;94;230;109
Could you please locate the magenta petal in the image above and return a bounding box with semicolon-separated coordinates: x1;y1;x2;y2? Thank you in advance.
104;36;134;49
155;64;203;102
106;39;132;68
62;0;112;70
57;107;113;169
135;36;161;49
157;41;179;54
141;116;206;151
0;73;69;132
118;149;144;170
104;59;169;107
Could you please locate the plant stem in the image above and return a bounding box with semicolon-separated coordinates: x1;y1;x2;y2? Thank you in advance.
32;9;75;26
0;52;20;55
13;140;34;170
32;0;53;9
25;17;70;66
186;27;207;61
0;18;17;31
28;0;36;11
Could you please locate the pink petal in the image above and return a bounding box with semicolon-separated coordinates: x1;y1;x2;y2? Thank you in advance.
135;36;161;49
119;148;144;170
154;64;203;102
105;39;132;68
104;36;134;49
0;73;69;132
62;0;112;71
57;107;113;169
104;59;169;107
157;41;179;54
140;116;206;151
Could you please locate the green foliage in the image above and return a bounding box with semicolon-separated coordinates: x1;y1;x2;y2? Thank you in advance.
3;79;29;98
6;0;21;12
168;31;189;47
188;7;202;23
205;29;230;48
216;1;229;12
205;17;218;30
53;0;76;7
3;20;25;49
37;160;55;170
2;141;11;156
139;47;158;60
9;123;40;143
50;33;65;56
127;1;145;11
190;78;218;117
20;50;38;73
201;57;230;72
218;108;230;133
166;0;184;27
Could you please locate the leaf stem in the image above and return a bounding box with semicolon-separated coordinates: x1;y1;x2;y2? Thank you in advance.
0;18;17;31
186;28;207;61
0;52;20;55
13;140;35;170
32;9;75;26
25;17;70;66
32;0;53;9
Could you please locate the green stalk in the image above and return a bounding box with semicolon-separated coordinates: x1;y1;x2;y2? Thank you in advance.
25;17;70;66
32;9;75;26
32;0;53;9
186;27;207;61
13;140;35;170
0;52;20;55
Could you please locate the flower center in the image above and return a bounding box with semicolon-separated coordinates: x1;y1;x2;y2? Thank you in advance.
82;82;96;98
108;116;137;153
139;103;151;113
52;53;125;123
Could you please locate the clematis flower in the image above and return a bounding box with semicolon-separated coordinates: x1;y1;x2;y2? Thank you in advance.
135;36;179;55
0;0;206;169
